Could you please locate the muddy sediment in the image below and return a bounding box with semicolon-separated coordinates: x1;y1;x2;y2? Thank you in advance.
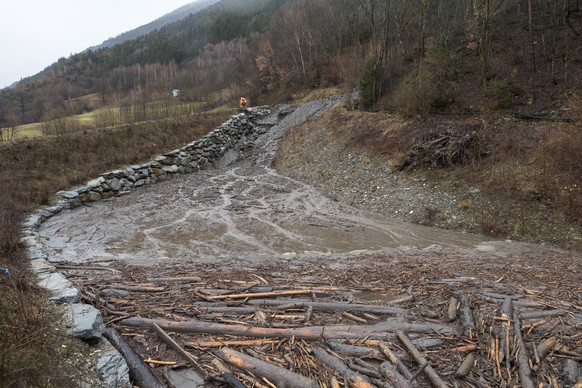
40;98;500;266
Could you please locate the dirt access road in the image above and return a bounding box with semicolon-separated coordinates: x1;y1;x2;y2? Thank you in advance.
38;97;581;387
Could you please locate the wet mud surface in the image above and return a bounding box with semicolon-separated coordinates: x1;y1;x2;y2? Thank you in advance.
40;99;508;267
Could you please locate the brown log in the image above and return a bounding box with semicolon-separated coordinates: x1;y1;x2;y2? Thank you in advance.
458;292;476;335
454;353;476;378
409;362;429;383
215;347;319;388
207;289;312;300
143;358;177;366
146;276;202;283
396;330;447;388
385;295;414;305
312;346;374;387
304;304;313;322
311;346;350;375
343;311;368;324
536;336;558;361
513;312;535;388
413;338;444;349
212;358;268;388
447;297;458;322
563;359;580;386
327;341;383;358
480;292;543;308
378;341;414;380
348;374;375;388
378;341;412;380
190;339;278;348
246;299;407;315
348;360;381;379
109;284;166;292
520;309;566;320
191;306;259;315
103;328;165;388
379;362;412;388
498;298;513;371
120;316;450;340
151;323;207;379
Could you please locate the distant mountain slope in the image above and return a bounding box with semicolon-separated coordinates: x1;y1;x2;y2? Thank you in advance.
90;0;219;50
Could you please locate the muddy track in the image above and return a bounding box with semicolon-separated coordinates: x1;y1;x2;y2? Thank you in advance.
39;97;515;266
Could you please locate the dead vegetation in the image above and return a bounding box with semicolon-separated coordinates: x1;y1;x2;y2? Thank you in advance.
278;104;582;250
54;247;582;387
0;110;231;387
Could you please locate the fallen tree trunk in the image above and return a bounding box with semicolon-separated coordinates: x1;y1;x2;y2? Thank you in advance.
207;289;312;300
104;328;165;388
379;362;412;388
513;312;535;388
245;299;407;315
378;341;413;380
120;317;452;340
311;346;374;387
396;330;447;388
151;323;207;379
215;347;319;388
458;292;476;336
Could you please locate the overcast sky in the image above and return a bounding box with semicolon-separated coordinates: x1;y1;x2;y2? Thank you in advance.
0;0;196;88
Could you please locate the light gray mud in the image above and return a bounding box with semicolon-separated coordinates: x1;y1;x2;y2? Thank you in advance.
39;98;517;266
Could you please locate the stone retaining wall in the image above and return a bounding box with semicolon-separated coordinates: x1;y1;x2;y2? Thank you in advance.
19;106;271;386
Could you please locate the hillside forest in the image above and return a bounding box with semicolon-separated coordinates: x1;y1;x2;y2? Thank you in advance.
0;0;580;130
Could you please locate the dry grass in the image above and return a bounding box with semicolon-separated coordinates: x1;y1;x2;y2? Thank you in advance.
0;275;75;387
286;104;582;249
0;110;230;386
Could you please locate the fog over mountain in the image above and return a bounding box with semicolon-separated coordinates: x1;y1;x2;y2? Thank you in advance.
89;0;219;51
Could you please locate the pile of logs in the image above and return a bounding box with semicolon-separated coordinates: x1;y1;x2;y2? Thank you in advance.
58;261;582;387
397;132;486;171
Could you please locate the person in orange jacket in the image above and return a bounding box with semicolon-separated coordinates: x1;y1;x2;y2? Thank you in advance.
239;97;247;110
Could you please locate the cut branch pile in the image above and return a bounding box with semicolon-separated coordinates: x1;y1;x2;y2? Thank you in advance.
58;257;582;387
397;132;486;171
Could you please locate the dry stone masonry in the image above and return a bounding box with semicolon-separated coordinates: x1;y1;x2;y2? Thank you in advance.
20;106;271;387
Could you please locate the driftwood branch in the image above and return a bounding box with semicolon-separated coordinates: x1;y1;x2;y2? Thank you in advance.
103;328;165;388
396;330;447;388
520;309;566;320
379;362;413;388
458;292;476;336
513;312;535;388
311;346;374;387
151;323;207;379
245;299;408;315
215;347;319;388
207;289;312;300
378;340;414;380
120;317;453;340
454;352;476;378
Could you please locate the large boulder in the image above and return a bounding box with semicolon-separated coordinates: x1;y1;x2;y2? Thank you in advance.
67;303;106;341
